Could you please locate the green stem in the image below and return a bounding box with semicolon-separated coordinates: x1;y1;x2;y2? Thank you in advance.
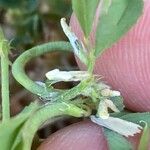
12;41;72;98
54;77;93;102
12;102;89;150
87;49;96;74
1;55;10;121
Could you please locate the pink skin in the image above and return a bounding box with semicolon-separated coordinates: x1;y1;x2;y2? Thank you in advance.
38;1;150;149
38;121;108;150
38;121;150;150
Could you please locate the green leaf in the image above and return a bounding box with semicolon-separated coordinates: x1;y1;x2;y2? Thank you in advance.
121;112;150;126
101;0;112;14
110;110;130;118
138;121;150;150
104;128;133;150
95;0;143;56
0;102;39;150
72;0;99;37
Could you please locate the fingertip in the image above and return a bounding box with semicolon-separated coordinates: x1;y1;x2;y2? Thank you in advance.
37;121;108;150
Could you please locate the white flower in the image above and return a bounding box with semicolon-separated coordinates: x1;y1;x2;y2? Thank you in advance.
105;99;120;112
101;89;120;97
97;99;119;119
97;100;110;119
60;18;88;65
111;90;121;97
45;69;90;82
90;115;142;137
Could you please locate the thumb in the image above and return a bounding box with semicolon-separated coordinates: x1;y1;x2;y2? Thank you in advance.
37;120;147;150
37;121;108;150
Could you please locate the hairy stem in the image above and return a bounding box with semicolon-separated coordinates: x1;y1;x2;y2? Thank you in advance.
1;55;10;121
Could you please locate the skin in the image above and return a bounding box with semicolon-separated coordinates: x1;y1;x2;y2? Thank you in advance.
37;120;149;150
38;0;150;149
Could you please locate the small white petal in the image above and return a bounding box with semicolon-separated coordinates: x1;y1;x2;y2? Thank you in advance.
111;91;121;97
97;100;109;119
60;18;87;65
90;115;142;137
101;89;111;97
101;89;120;97
105;99;120;112
45;69;90;82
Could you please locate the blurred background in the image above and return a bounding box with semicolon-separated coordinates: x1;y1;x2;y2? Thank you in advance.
0;0;81;147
